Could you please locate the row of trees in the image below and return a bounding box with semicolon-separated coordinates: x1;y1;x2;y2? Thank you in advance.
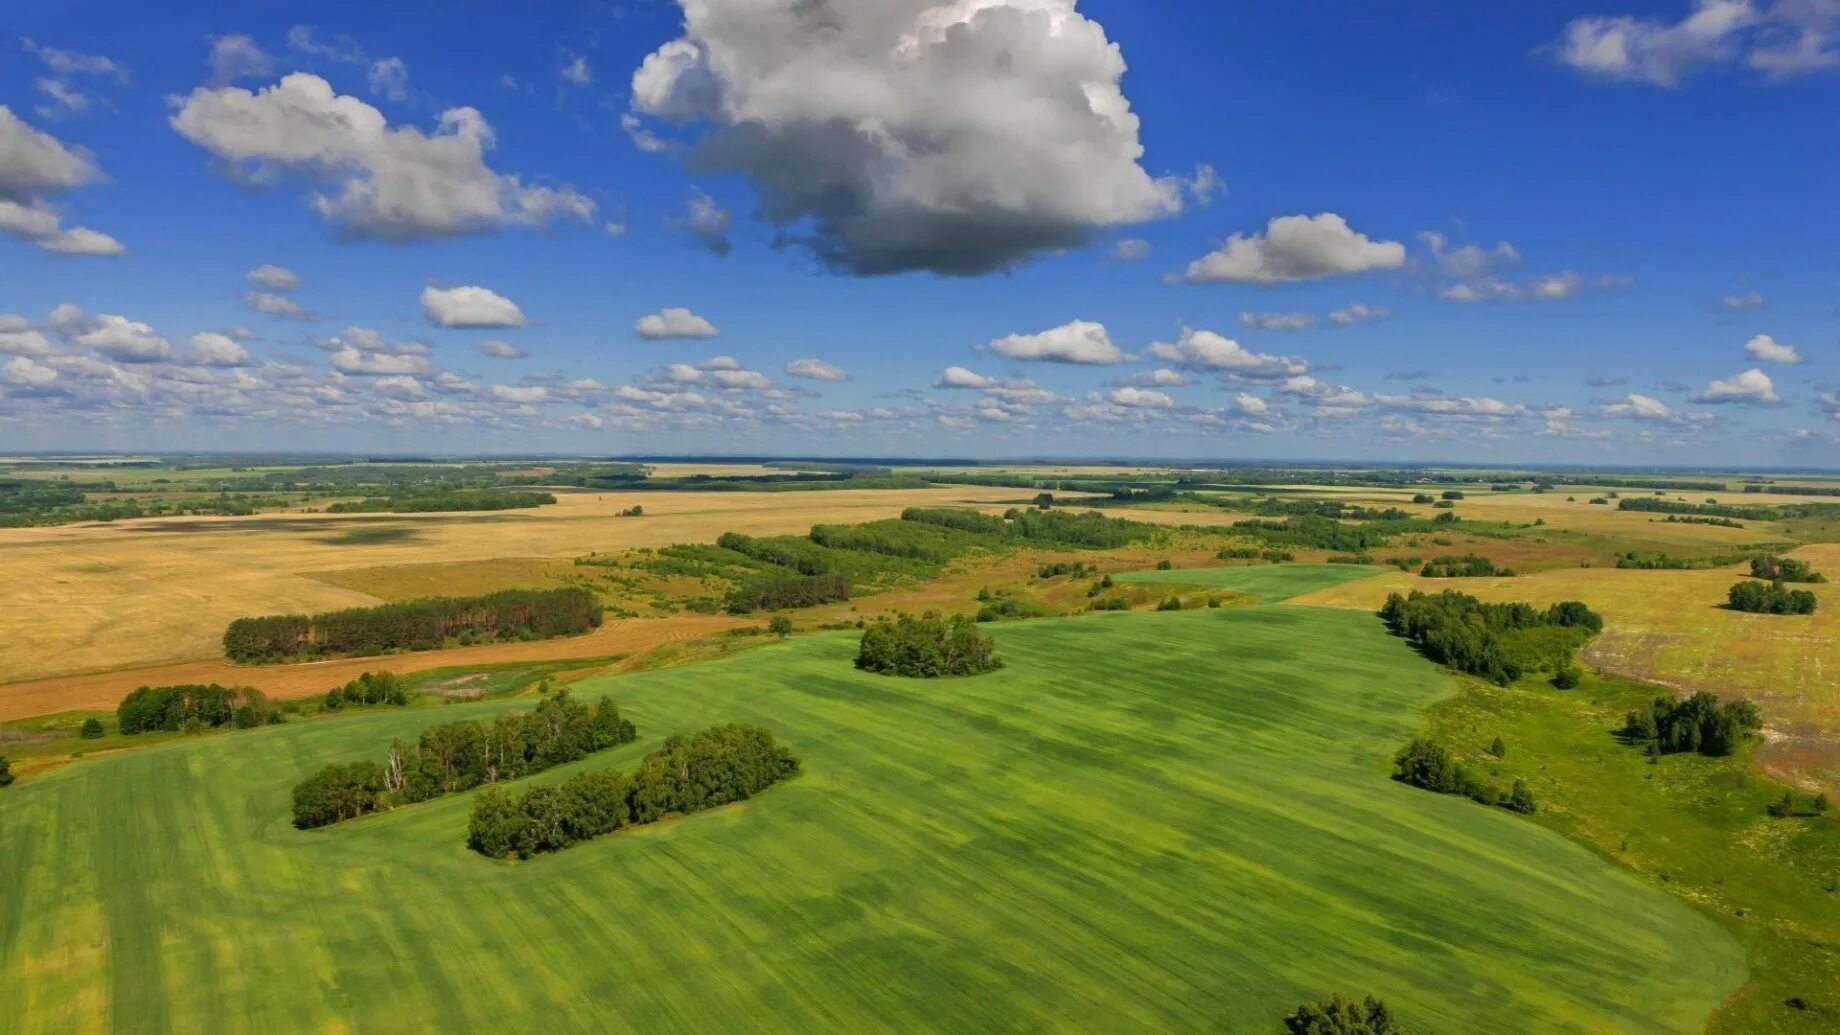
290;691;634;829
324;671;411;710
1378;591;1602;685
1622;691;1761;756
117;683;283;734
855;614;1002;677
224;587;602;662
1392;739;1536;813
467;724;799;858
1727;580;1818;615
325;490;555;513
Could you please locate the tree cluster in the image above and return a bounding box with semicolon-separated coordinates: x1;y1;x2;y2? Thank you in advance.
1392;740;1536;814
290;690;634;829
855;614;1001;678
724;572;851;614
1727;580;1818;615
324;671;411;710
325;490;555;513
1622;691;1761;757
1378;591;1602;685
117;683;283;734
1283;994;1406;1034
1419;554;1513;578
224;587;602;662
467;724;799;858
1750;555;1826;583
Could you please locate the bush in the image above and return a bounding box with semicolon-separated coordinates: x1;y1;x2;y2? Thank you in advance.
1551;667;1582;690
1156;596;1184;611
767;615;794;637
79;717;105;739
0;756;13;788
855;614;1001;678
224;587;602;662
1283;994;1405;1034
469;724;799;858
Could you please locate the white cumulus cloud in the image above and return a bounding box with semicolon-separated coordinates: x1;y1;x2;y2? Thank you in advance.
1182;213;1404;284
986;320;1126;364
634;307;719;340
786;358;851;382
1146;328;1307;381
421;285;526;328
1744;333;1801;364
1693;367;1779;403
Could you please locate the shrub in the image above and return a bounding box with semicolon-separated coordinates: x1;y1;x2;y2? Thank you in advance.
855;614;1001;678
1551;667;1582;690
1156;596;1184;611
0;756;13;788
79;717;105;739
767;614;794;637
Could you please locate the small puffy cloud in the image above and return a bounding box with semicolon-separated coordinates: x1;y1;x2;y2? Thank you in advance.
1556;1;1838;85
329;346;432;375
1601;392;1676;420
634;306;719;340
935;366;996;390
244;291;312;319
188;332;253;367
1420;231;1520;279
1722;290;1765;310
629;0;1181;276
421;285;525;328
244;264;302;291
1107;386;1173;408
561;55;592;87
986;320;1126;365
1239;310;1315;331
0;105;124;255
476;339;527;359
786;358;850;382
676;188;731;255
1146;328;1307;380
1692;367;1779;403
367;58;409;102
208;34;273;84
491;383;549;403
1327;302;1388;326
1529;272;1585;300
1744;333;1801;364
171;74;594;240
1182;213;1404;284
71;313;172;363
1110;238;1151;262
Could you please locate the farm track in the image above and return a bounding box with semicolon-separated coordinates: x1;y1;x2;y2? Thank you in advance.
0;615;747;721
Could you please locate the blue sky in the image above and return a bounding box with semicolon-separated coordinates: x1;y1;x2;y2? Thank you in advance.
1;0;1836;464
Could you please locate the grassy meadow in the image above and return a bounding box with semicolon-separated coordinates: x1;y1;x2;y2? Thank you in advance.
0;602;1742;1033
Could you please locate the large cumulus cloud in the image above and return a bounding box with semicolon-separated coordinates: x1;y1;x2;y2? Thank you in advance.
628;0;1181;276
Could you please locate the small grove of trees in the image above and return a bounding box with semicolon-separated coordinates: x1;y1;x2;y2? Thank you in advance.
1378;591;1602;686
290;690;634;829
324;671;410;710
1393;739;1536;814
1418;554;1513;578
225;587;602;662
1038;561;1091;579
1283;994;1406;1034
1749;555;1826;583
855;613;1001;678
467;724;799;859
1622;691;1761;757
325;490;555;514
724;572;851;614
1727;580;1818;615
117;683;283;734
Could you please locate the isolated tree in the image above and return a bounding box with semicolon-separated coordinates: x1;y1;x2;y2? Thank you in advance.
1814;793;1830;816
79;717;105;739
1487;736;1506;758
1506;780;1537;815
768;615;794;638
0;755;13;788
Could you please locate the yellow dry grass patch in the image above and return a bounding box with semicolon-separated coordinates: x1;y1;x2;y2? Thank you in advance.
0;486;1032;685
1294;545;1840;790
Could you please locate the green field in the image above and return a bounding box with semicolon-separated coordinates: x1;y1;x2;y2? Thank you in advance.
1114;562;1387;601
0;604;1742;1032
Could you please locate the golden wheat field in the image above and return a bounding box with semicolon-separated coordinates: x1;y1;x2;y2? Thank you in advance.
0;486;1035;687
1293;544;1840;790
